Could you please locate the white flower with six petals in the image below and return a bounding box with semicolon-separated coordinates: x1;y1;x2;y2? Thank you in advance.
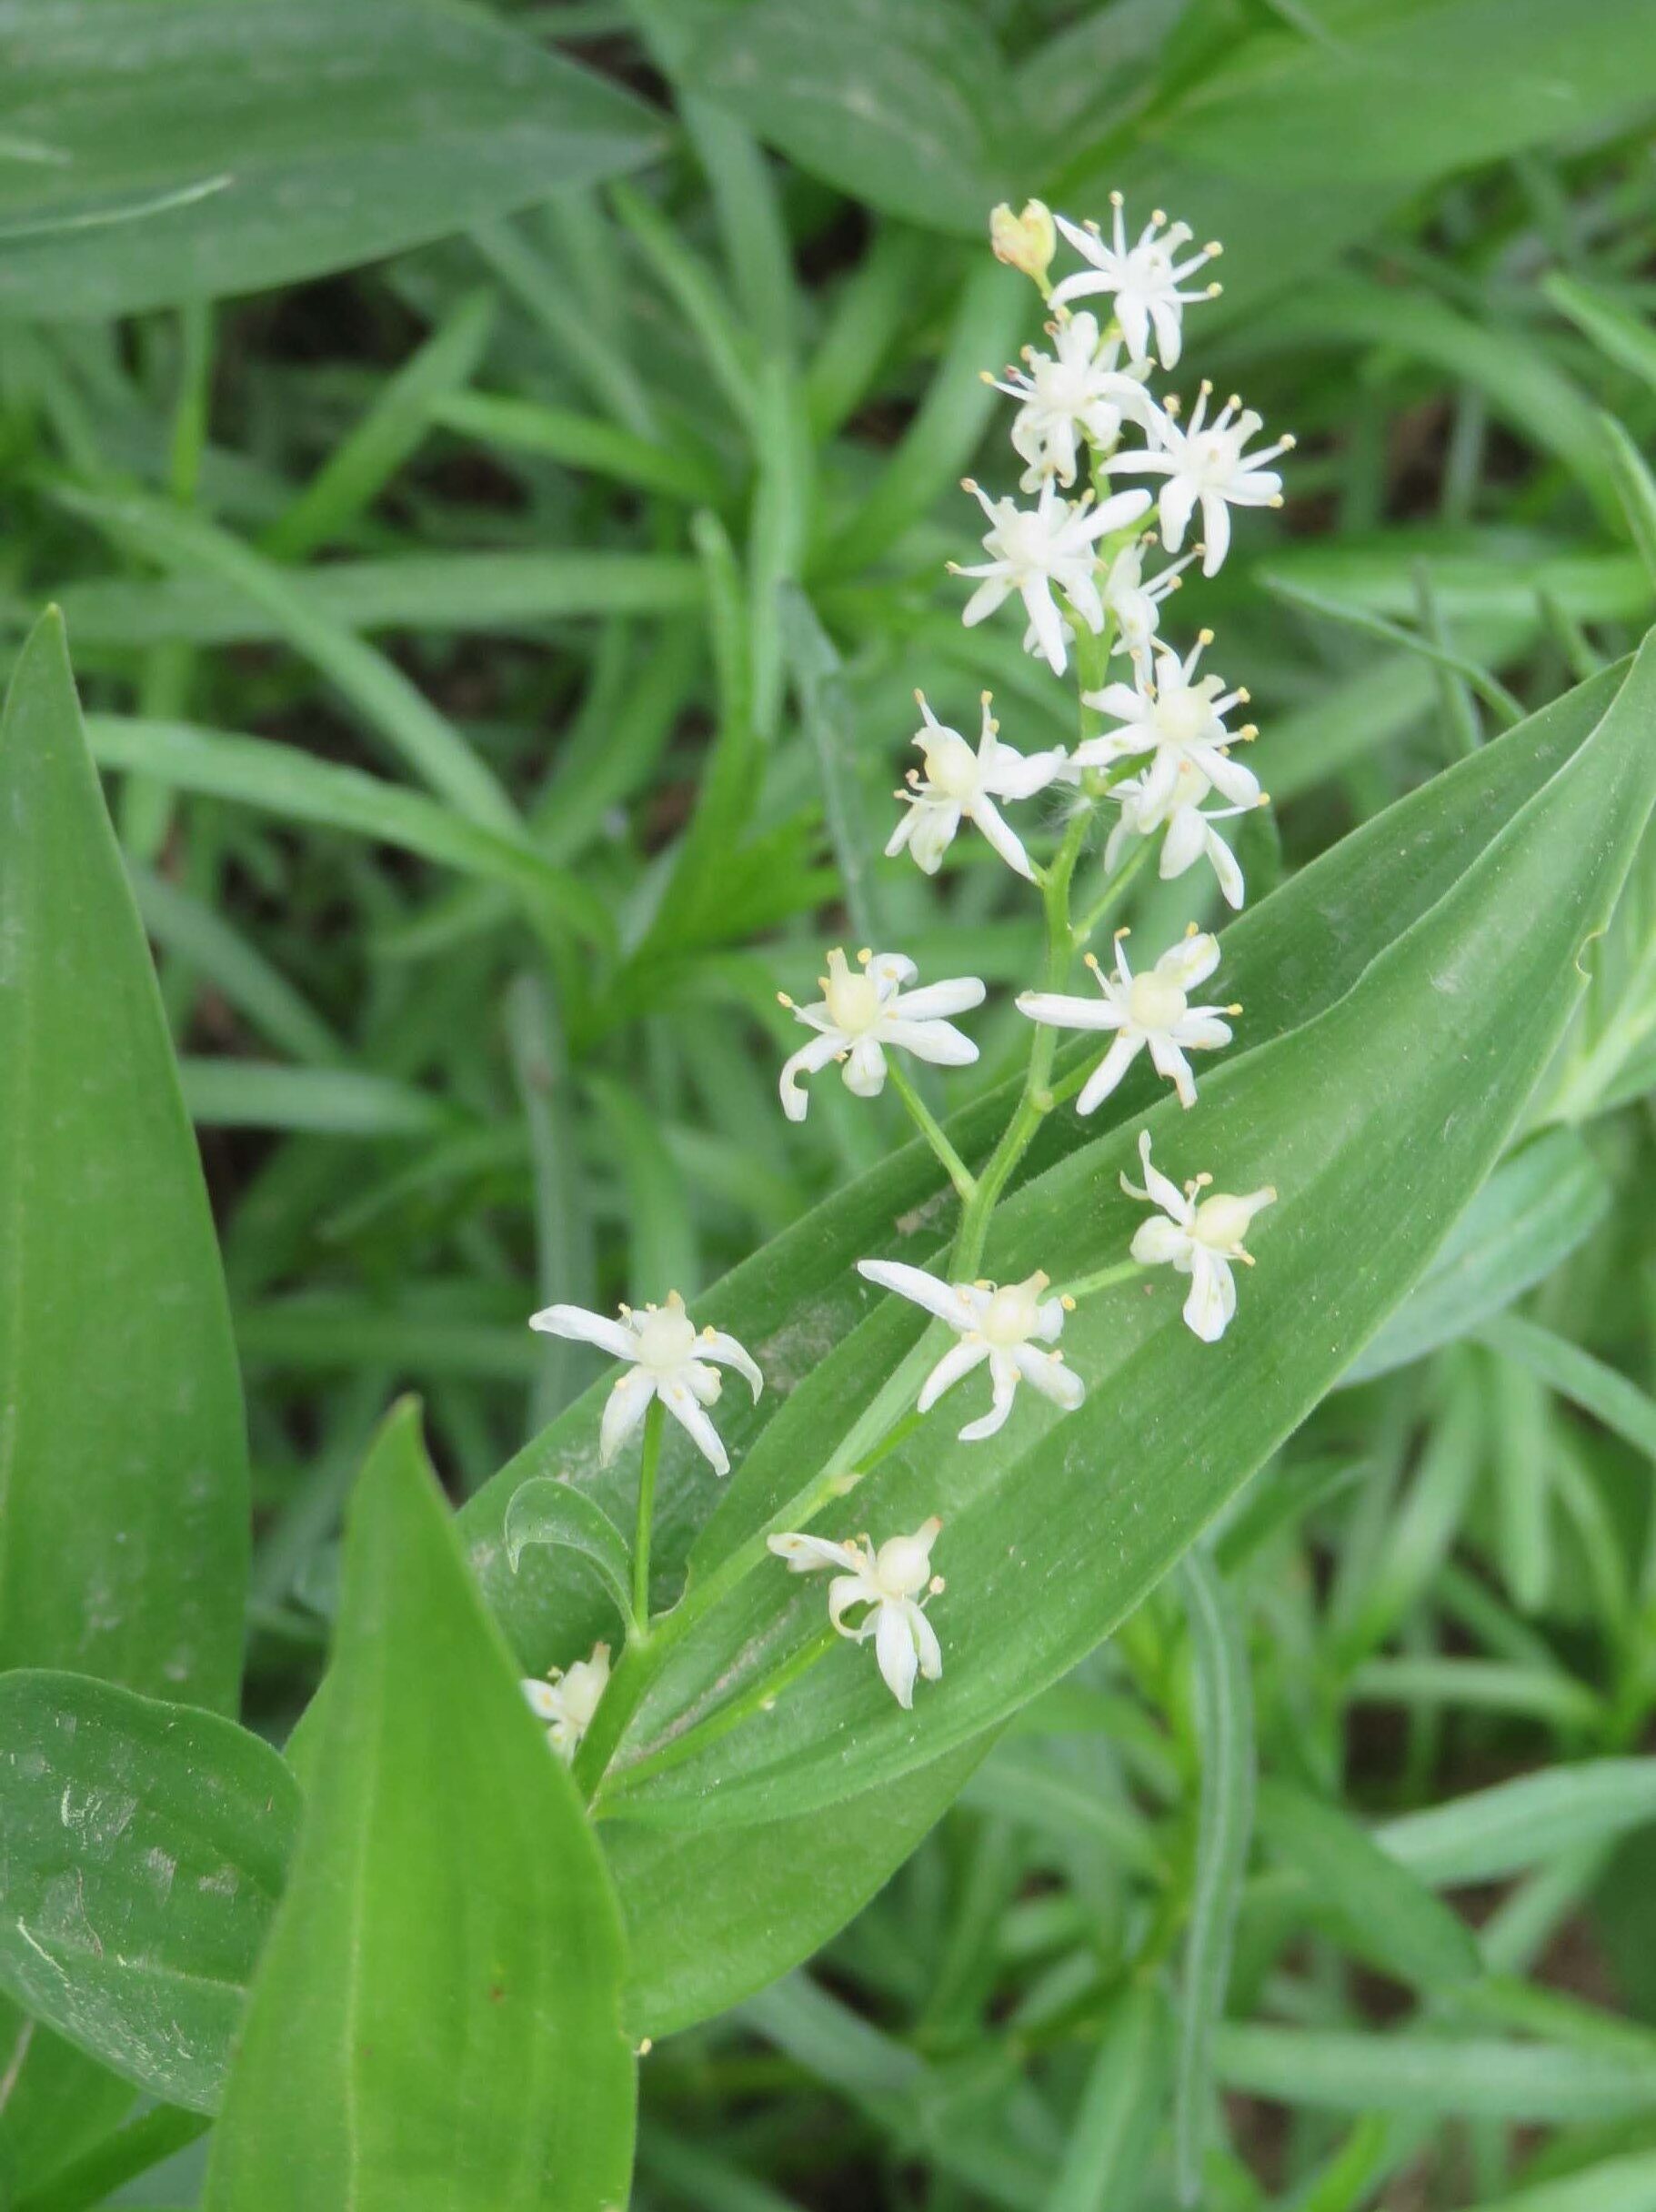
768;1517;945;1709
857;1259;1085;1441
1075;633;1260;814
1103;758;1259;910
1107;383;1293;575
989;311;1156;489
955;477;1151;677
778;949;985;1122
888;691;1068;881
522;1641;610;1762
1122;1130;1276;1342
1017;928;1235;1112
528;1290;761;1476
1049;196;1221;370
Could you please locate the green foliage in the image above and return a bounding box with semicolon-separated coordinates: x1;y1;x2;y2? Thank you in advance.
2;5;1656;2207
204;1404;635;2209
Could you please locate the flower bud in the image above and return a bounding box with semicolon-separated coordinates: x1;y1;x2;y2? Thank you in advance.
989;198;1056;287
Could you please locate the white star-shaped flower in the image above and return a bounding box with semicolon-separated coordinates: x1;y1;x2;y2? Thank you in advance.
856;1259;1085;1441
1107;382;1293;575
768;1517;945;1709
1103;757;1260;911
1099;537;1198;659
528;1290;761;1476
778;948;985;1122
1017;927;1235;1112
888;691;1068;881
522;1641;610;1762
954;477;1151;677
1122;1130;1276;1342
1075;632;1260;813
989;311;1156;490
1049;196;1222;370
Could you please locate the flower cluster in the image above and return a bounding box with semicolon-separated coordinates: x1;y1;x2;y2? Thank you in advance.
517;193;1290;1745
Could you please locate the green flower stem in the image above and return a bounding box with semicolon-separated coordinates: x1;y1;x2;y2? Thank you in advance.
887;1061;979;1202
571;1337;940;1798
1071;835;1153;951
1059;1258;1146;1303
632;1395;665;1633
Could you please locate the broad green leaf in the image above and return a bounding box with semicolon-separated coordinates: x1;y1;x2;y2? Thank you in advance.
0;0;663;318
588;635;1656;1830
682;0;1011;234
0;610;247;1712
1170;0;1656;186
205;1404;634;2211
1255;1781;1481;1995
0;1673;297;2114
1465;2153;1656;2212
439;655;1639;2019
1346;1126;1610;1382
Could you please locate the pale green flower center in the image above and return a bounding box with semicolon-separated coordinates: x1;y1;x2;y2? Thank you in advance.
1128;972;1188;1031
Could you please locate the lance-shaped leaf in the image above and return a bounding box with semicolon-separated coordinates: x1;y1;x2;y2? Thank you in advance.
2;1;662;319
585;634;1656;1828
0;1673;297;2113
205;1403;635;2212
506;1475;636;1637
433;657;1638;2021
0;609;248;1712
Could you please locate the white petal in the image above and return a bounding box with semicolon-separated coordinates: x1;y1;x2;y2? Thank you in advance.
598;1365;656;1464
1195;746;1260;808
1017;990;1123;1034
1160;931;1222;990
909;1602;943;1684
888;976;988;1022
659;1381;730;1475
1129;1130;1189;1219
1132;1215;1190;1266
880;1016;979;1068
958;1355;1019;1442
858;1259;973;1329
1182;1250;1235;1342
829;1571;879;1636
522;1679;561;1721
528;1303;638;1361
778;1030;844;1121
961;576;1010;628
1013;1342;1085;1411
700;1329;763;1398
916;1337;990;1413
970;794;1037;880
1077;1031;1145;1113
986;745;1068;800
1159;805;1207;881
1146;1034;1198;1109
1199;491;1231;575
1174;1012;1233;1052
1157;475;1199;553
843;1033;888;1098
876;1600;920;1708
1023;580;1069;676
1207;826;1246;910
768;1531;864;1575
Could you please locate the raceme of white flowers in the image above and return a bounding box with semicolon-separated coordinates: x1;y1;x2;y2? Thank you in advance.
522;1642;611;1763
528;1290;761;1477
768;1519;947;1708
519;192;1290;1734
